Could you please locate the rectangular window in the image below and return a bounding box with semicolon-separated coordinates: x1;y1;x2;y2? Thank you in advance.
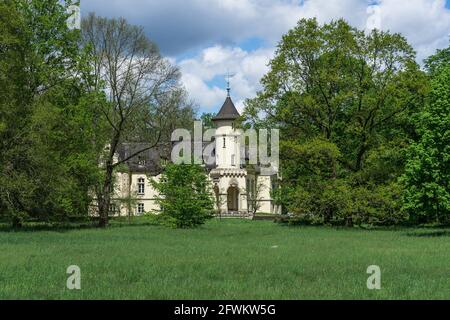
137;203;145;215
223;136;226;148
138;178;145;195
109;204;117;214
231;154;236;166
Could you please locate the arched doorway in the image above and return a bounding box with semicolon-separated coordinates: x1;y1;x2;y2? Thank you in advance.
227;186;239;212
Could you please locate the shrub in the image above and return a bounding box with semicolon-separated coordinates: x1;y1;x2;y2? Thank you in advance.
286;180;407;227
150;164;214;228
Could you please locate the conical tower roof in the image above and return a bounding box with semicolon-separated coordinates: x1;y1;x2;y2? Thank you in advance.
212;96;240;122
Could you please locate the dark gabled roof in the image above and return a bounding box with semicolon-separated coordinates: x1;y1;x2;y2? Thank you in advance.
212;96;240;122
117;143;171;174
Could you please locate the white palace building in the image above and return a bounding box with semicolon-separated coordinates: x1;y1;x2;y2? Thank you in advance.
111;92;281;217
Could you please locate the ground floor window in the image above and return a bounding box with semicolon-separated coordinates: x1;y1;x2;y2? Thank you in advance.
137;203;145;215
109;204;117;215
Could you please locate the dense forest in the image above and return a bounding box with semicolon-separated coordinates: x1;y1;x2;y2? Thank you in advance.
0;0;448;228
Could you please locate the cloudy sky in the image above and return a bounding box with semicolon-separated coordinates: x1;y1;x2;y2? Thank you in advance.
81;0;450;114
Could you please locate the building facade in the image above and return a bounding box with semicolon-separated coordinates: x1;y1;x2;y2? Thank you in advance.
111;94;281;217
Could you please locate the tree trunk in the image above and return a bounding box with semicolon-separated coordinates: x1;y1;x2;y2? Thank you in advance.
97;195;109;228
324;208;332;224
97;163;114;228
12;216;22;229
355;144;368;172
345;216;354;227
127;171;132;224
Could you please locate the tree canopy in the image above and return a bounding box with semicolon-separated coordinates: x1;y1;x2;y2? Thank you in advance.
401;65;450;224
0;0;102;226
245;18;428;226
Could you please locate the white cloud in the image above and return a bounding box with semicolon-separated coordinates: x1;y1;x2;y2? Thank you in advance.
83;0;450;58
376;0;450;61
82;0;368;55
173;0;450;112
178;46;274;112
84;0;450;112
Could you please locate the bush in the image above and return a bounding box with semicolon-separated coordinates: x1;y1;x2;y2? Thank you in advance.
285;180;407;227
150;164;214;228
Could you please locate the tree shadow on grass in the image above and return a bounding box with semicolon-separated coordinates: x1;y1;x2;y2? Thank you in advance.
405;230;450;238
0;223;98;233
0;217;162;233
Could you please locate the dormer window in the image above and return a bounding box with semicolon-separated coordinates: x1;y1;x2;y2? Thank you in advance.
138;157;146;166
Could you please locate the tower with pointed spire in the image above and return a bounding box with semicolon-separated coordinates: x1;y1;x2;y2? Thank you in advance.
210;90;247;214
212;87;241;168
208;85;281;216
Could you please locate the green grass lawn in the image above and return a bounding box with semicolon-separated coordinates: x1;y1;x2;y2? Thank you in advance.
0;218;449;300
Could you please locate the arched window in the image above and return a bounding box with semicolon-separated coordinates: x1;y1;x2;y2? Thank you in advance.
138;178;145;195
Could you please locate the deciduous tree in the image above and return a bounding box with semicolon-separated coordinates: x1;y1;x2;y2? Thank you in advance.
402;65;450;224
245;18;427;226
0;0;102;227
81;14;194;227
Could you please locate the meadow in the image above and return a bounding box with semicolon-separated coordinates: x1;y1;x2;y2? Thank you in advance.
0;218;449;300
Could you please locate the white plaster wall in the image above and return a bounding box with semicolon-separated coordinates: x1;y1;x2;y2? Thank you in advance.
215;121;241;169
256;175;273;214
113;172;162;216
113;170;278;216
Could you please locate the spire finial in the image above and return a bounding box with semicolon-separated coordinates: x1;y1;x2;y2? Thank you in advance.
226;71;234;97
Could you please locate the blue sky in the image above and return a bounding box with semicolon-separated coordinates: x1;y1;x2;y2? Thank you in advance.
81;0;450;114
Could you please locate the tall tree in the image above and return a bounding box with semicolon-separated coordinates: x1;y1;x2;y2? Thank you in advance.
0;0;102;227
245;18;427;225
402;64;450;224
81;14;194;227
